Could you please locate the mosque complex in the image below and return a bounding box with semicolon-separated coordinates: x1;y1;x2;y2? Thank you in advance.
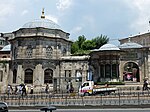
0;9;150;93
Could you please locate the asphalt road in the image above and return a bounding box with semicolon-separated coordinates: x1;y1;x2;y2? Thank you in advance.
9;108;150;112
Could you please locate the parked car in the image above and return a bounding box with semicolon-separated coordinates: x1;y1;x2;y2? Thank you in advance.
0;102;8;112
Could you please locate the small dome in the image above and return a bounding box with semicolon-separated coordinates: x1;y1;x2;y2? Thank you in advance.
99;43;120;51
1;44;11;51
119;42;143;49
22;18;60;29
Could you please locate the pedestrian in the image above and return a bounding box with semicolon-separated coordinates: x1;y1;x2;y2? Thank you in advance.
30;85;33;94
66;82;71;93
70;83;74;93
21;85;26;99
14;85;18;95
45;83;49;94
19;85;23;95
25;84;28;95
143;77;149;91
7;84;13;96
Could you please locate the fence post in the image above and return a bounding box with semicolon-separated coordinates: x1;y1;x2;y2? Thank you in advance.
100;95;103;105
49;94;51;106
138;92;140;105
34;95;36;106
18;95;21;106
130;87;131;95
118;93;120;106
62;91;63;98
65;96;67;106
82;96;84;106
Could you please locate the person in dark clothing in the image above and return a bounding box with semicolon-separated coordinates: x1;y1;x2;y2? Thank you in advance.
143;78;149;90
21;86;26;99
30;85;33;94
14;85;18;95
45;83;49;94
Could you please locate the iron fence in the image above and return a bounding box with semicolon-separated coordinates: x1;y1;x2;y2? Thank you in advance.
0;91;150;107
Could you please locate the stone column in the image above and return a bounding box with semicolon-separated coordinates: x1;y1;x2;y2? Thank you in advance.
34;64;43;85
17;65;23;84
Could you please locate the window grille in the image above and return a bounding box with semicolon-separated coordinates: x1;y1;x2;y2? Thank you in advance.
44;69;53;83
25;69;33;83
46;47;53;58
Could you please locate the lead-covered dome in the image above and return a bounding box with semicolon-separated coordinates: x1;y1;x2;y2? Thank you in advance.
1;44;11;51
99;43;120;51
22;8;60;29
22;18;60;29
119;42;143;49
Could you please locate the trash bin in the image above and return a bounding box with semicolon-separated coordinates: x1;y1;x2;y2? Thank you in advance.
40;106;56;112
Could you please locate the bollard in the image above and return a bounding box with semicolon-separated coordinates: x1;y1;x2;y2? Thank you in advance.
40;106;56;112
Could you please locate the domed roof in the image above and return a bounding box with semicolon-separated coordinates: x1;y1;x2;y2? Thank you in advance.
99;43;120;51
22;9;61;29
119;42;143;49
22;18;60;29
1;44;11;51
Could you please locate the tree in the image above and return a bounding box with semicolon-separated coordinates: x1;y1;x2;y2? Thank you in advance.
92;34;109;49
81;40;96;50
77;35;86;49
71;42;79;54
71;34;109;55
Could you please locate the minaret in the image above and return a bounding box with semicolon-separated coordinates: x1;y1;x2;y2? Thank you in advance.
41;8;45;19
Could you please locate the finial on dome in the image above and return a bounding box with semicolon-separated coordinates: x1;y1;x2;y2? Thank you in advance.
128;37;131;42
41;8;45;19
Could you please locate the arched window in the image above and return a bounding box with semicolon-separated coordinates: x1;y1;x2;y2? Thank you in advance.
46;46;53;58
105;64;111;78
112;64;117;78
0;70;3;82
2;56;7;58
13;69;17;83
26;46;32;58
25;69;33;84
100;65;104;78
62;48;66;56
44;69;53;84
75;70;82;82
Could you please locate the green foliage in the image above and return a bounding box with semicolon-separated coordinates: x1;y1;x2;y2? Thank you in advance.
92;34;109;49
96;81;125;85
71;42;79;54
77;35;86;49
81;40;96;50
71;34;109;55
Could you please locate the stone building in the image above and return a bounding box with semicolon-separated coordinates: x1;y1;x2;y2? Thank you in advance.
0;10;150;93
89;44;120;82
0;10;89;93
119;33;150;83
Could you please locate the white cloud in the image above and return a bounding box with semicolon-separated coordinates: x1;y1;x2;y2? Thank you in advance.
70;26;82;34
56;0;73;11
21;10;28;16
83;15;95;31
125;0;150;33
0;4;14;17
46;15;59;24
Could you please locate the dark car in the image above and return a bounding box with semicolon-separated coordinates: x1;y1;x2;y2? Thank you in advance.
0;102;8;112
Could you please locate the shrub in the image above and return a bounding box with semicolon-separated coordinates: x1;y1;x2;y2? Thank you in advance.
95;81;125;85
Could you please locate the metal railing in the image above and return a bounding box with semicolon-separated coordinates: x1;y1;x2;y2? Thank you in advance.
0;90;150;107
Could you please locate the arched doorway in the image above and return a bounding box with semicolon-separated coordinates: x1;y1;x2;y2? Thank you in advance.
123;62;140;82
25;69;33;84
44;69;53;84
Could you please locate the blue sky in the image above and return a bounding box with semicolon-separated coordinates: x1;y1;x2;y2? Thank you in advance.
0;0;150;45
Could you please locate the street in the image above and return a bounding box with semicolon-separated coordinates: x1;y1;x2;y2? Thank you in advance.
9;108;150;112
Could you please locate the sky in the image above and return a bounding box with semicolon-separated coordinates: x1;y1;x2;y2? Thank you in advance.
0;0;150;45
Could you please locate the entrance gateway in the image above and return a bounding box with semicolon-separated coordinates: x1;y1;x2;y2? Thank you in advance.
123;62;140;82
